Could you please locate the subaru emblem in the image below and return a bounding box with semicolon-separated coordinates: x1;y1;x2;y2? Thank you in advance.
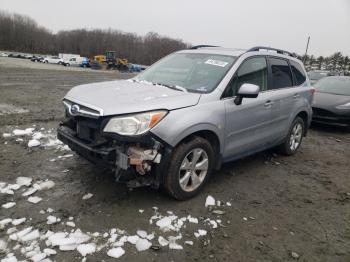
70;104;80;116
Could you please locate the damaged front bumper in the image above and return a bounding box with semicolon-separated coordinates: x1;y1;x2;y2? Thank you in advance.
57;120;171;188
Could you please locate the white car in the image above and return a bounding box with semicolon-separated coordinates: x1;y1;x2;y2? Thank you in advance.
43;56;63;64
63;57;84;67
0;52;8;57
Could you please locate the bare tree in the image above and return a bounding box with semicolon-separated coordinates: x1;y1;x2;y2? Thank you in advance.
0;10;190;64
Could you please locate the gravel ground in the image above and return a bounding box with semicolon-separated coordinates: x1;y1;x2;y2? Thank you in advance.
0;57;350;262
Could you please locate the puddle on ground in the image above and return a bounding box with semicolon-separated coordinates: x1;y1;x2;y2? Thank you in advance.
0;103;29;115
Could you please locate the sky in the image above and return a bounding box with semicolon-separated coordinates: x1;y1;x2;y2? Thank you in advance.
0;0;349;57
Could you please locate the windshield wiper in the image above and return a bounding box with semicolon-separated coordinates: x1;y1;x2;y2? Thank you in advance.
153;82;187;92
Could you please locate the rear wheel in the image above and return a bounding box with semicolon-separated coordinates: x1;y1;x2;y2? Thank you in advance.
163;137;214;200
278;117;305;155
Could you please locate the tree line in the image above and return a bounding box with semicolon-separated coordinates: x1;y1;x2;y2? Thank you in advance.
300;52;350;74
0;10;349;72
0;10;190;65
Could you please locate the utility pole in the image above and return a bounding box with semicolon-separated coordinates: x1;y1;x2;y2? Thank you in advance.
303;36;310;63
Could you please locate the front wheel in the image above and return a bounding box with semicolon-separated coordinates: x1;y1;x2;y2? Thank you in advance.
163;137;215;200
278;117;305;155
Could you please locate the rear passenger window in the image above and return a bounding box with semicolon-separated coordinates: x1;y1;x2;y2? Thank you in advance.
269;58;293;89
223;57;267;98
290;60;306;86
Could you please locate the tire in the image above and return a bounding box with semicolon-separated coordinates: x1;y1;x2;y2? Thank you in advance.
278;117;305;156
66;63;70;67
163;137;215;200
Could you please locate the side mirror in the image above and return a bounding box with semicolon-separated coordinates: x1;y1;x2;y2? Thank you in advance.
234;83;260;105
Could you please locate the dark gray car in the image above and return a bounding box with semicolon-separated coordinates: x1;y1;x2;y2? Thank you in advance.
312;76;350;128
57;46;313;200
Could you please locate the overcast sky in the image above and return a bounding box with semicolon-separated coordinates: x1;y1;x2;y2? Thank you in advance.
1;0;349;56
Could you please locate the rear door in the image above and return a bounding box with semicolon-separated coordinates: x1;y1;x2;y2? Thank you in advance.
266;57;296;140
223;56;274;158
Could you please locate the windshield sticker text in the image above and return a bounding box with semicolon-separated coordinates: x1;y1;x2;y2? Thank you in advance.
205;59;229;67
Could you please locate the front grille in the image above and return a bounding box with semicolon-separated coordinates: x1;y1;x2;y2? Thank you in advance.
63;100;101;118
63;115;107;145
76;118;100;142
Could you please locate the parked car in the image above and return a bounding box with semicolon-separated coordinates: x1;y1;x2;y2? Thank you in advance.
31;56;44;62
10;53;26;59
0;52;8;57
312;76;350;128
62;57;90;67
43;56;63;64
57;46;313;200
23;54;33;59
308;70;331;85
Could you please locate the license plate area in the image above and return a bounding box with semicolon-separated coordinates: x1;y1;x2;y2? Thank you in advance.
77;122;93;141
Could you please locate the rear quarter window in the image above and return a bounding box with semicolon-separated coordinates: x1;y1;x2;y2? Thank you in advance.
290;60;306;86
269;57;293;90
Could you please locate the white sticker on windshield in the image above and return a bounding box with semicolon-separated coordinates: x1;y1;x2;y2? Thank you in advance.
196;86;208;91
205;59;229;67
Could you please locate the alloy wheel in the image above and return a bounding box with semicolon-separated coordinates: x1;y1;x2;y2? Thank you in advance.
179;148;209;192
290;123;303;151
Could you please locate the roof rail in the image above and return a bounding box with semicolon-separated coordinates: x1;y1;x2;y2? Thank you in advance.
246;46;296;57
190;45;219;49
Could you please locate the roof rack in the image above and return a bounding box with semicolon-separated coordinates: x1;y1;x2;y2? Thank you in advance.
246;46;296;57
190;45;219;49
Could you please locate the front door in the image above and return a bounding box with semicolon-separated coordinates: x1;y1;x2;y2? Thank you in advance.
222;56;275;159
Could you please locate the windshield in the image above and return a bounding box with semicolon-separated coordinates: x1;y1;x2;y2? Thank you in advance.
308;71;329;80
134;53;236;93
315;77;350;96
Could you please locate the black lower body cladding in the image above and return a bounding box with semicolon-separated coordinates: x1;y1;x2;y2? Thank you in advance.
312;107;350;128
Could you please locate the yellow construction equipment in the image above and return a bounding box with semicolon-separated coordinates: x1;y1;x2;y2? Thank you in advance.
105;51;129;71
93;55;106;63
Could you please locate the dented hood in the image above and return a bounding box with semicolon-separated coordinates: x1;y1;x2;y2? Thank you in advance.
64;80;201;116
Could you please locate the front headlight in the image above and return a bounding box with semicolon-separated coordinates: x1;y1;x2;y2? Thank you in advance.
103;110;167;136
336;102;350;110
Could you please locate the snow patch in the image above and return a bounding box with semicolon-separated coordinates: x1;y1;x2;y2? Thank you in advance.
82;193;93;200
77;243;96;257
135;238;152;251
205;195;215;207
16;177;32;187
2;202;16;209
12;218;26;226
28;196;42;204
13;128;34;136
28;139;40;147
46;216;60;225
107;247;125;258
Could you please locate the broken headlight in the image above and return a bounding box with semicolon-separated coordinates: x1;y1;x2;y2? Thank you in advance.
103;110;167;136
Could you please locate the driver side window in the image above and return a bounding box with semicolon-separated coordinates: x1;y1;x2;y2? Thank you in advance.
223;57;268;98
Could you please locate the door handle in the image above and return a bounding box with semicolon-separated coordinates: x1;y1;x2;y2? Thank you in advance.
293;93;300;99
264;100;274;107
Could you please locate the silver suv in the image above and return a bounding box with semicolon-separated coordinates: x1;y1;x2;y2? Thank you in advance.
58;46;314;200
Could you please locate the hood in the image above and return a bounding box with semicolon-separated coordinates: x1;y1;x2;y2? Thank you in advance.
64;80;201;116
